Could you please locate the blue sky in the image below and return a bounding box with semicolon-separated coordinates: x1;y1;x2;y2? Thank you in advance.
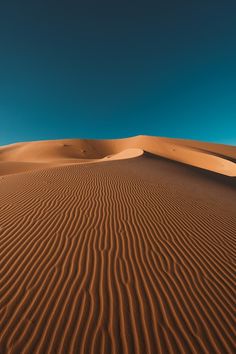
0;0;236;145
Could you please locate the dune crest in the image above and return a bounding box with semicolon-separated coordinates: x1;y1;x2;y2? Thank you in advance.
0;136;235;176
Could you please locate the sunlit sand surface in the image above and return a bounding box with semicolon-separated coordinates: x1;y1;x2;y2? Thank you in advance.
0;136;235;353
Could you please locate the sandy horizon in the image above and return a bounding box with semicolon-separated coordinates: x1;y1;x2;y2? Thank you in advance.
0;135;235;353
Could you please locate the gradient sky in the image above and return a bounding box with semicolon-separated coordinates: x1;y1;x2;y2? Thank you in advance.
0;0;236;145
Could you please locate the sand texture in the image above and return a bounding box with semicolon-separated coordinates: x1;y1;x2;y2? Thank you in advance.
0;136;235;354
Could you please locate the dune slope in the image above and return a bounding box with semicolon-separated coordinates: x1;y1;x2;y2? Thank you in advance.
1;135;236;176
0;137;236;354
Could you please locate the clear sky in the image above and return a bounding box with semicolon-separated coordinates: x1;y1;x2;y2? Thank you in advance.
0;0;235;145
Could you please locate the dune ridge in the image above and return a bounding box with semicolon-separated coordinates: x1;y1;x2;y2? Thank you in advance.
0;136;235;354
1;135;236;176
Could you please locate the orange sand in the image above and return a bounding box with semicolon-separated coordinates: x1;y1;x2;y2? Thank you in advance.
0;136;235;353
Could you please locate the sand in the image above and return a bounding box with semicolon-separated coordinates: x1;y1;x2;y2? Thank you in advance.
0;136;235;354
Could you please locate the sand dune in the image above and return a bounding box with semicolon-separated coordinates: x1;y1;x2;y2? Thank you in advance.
1;135;235;176
0;136;235;354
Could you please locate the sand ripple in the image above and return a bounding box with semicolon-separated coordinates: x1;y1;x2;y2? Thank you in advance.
0;152;235;353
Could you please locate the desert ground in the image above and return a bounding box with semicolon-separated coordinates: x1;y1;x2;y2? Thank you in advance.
0;135;235;354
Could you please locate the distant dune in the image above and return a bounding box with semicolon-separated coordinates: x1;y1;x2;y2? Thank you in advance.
1;135;236;176
0;136;235;353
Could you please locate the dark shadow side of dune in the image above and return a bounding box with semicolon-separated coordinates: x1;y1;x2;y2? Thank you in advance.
143;152;236;189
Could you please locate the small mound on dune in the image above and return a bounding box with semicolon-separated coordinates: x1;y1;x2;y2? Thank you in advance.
102;148;144;161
